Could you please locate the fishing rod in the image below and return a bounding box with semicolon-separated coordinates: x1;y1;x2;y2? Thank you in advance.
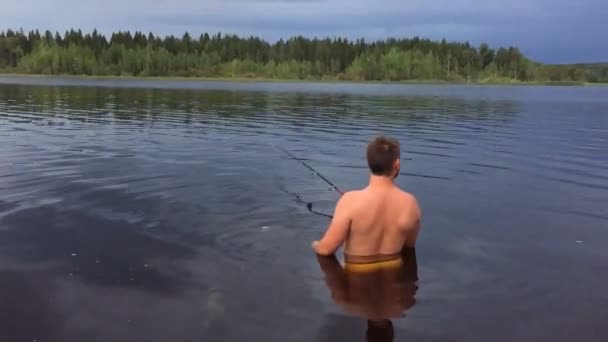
274;145;343;219
277;184;334;219
275;146;344;195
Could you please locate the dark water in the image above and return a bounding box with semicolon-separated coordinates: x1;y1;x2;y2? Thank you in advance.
1;76;607;342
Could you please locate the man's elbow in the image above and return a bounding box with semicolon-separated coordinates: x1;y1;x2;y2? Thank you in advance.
314;242;337;256
315;247;335;256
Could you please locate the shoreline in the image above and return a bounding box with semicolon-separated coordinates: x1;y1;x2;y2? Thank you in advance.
0;73;604;87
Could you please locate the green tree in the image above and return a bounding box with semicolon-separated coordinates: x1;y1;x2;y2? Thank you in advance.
0;27;591;82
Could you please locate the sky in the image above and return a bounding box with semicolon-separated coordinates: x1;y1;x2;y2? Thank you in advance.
1;0;606;64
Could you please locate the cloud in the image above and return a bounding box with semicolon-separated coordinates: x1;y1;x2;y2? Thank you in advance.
1;0;606;63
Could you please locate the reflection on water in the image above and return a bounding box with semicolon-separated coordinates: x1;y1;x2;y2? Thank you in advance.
0;78;607;341
316;248;418;342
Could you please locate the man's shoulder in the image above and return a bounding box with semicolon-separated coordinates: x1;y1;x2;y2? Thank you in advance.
339;190;363;201
394;188;421;214
394;188;417;202
333;190;362;217
336;190;367;210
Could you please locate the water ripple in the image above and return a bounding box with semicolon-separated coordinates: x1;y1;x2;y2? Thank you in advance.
0;80;607;342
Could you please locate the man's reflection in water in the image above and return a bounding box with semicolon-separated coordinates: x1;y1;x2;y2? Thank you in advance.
316;248;418;342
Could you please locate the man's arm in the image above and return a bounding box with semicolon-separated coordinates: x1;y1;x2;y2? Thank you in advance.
312;193;352;256
404;218;421;248
315;254;348;301
400;247;418;282
403;197;421;248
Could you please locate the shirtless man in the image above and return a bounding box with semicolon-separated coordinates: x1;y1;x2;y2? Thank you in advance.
312;136;421;263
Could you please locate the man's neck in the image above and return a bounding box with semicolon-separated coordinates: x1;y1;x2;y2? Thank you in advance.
368;174;395;189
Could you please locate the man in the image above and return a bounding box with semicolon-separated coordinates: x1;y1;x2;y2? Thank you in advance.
312;136;421;266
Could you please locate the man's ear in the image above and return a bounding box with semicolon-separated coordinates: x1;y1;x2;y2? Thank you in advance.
393;158;401;179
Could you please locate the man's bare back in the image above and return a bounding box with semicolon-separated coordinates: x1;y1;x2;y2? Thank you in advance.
312;136;421;259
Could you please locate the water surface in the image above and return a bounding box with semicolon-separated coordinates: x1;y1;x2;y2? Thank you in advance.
1;77;607;342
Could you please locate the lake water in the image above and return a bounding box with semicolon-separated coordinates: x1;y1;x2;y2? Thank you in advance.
0;76;607;342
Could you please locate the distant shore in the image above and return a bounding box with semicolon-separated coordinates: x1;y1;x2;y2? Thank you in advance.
1;72;605;87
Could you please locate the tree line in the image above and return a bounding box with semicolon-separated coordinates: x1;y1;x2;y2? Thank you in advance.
0;28;597;83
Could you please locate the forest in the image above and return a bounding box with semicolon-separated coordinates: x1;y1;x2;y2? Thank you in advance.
0;28;601;83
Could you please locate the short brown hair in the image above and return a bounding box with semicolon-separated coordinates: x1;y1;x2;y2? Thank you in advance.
366;136;400;176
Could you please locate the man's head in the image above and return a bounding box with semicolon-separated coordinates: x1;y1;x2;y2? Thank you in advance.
366;136;400;179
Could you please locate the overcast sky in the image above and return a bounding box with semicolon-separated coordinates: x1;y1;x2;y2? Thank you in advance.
1;0;606;63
